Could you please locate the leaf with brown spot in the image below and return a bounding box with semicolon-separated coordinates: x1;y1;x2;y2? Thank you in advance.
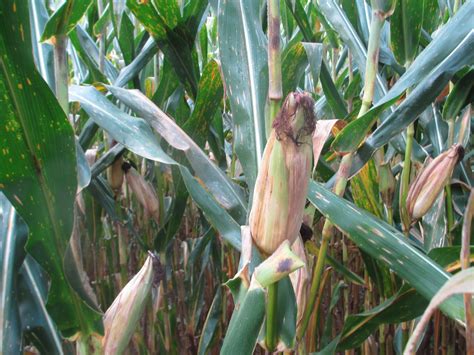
0;0;102;337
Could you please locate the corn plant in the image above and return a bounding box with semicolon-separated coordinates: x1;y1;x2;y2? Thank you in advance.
0;0;473;354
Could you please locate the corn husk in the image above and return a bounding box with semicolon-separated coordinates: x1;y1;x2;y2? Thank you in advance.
290;236;309;328
379;162;395;208
407;144;464;220
103;256;154;354
124;166;160;223
107;156;124;194
249;92;315;256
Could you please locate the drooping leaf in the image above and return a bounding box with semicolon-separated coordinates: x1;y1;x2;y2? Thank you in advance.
0;195;64;354
303;42;323;87
317;0;427;160
69;85;176;165
69;29;108;84
198;287;222;355
152;58;180;108
18;256;64;354
421;193;447;251
285;0;314;42
92;2;111;36
0;196;26;354
117;11;135;65
319;62;348;119
179;167;241;251
350;160;383;218
73;26;119;82
318;0;388;102
106;85;247;224
306;241;365;285
76;140;91;192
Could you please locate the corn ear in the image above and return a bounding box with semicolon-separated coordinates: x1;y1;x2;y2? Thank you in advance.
249;92;315;256
379;162;395;208
407;144;464;220
124;164;160;223
107;156;124;194
103;255;154;354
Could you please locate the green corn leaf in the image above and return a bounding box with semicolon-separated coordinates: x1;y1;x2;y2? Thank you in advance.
0;0;102;336
390;0;427;65
442;69;474;121
380;1;474;104
351;31;474;176
126;0;202;98
41;0;93;41
303;42;323;87
69;85;176;165
331;94;401;154
218;0;269;193
308;181;465;321
29;0;55;88
338;286;427;350
281;41;308;97
183;59;224;147
114;38;158;87
179;166;242;251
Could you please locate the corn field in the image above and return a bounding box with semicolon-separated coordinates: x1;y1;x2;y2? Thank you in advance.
1;0;474;354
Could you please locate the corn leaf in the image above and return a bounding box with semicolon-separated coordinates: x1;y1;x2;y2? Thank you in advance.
0;195;64;354
390;0;428;65
0;1;102;336
70;85;176;165
126;0;205;98
308;181;465;321
218;0;269;193
29;0;55;88
114;37;158;87
40;0;93;41
183;59;223;147
106;85;247;223
381;0;474;104
351;31;474;176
